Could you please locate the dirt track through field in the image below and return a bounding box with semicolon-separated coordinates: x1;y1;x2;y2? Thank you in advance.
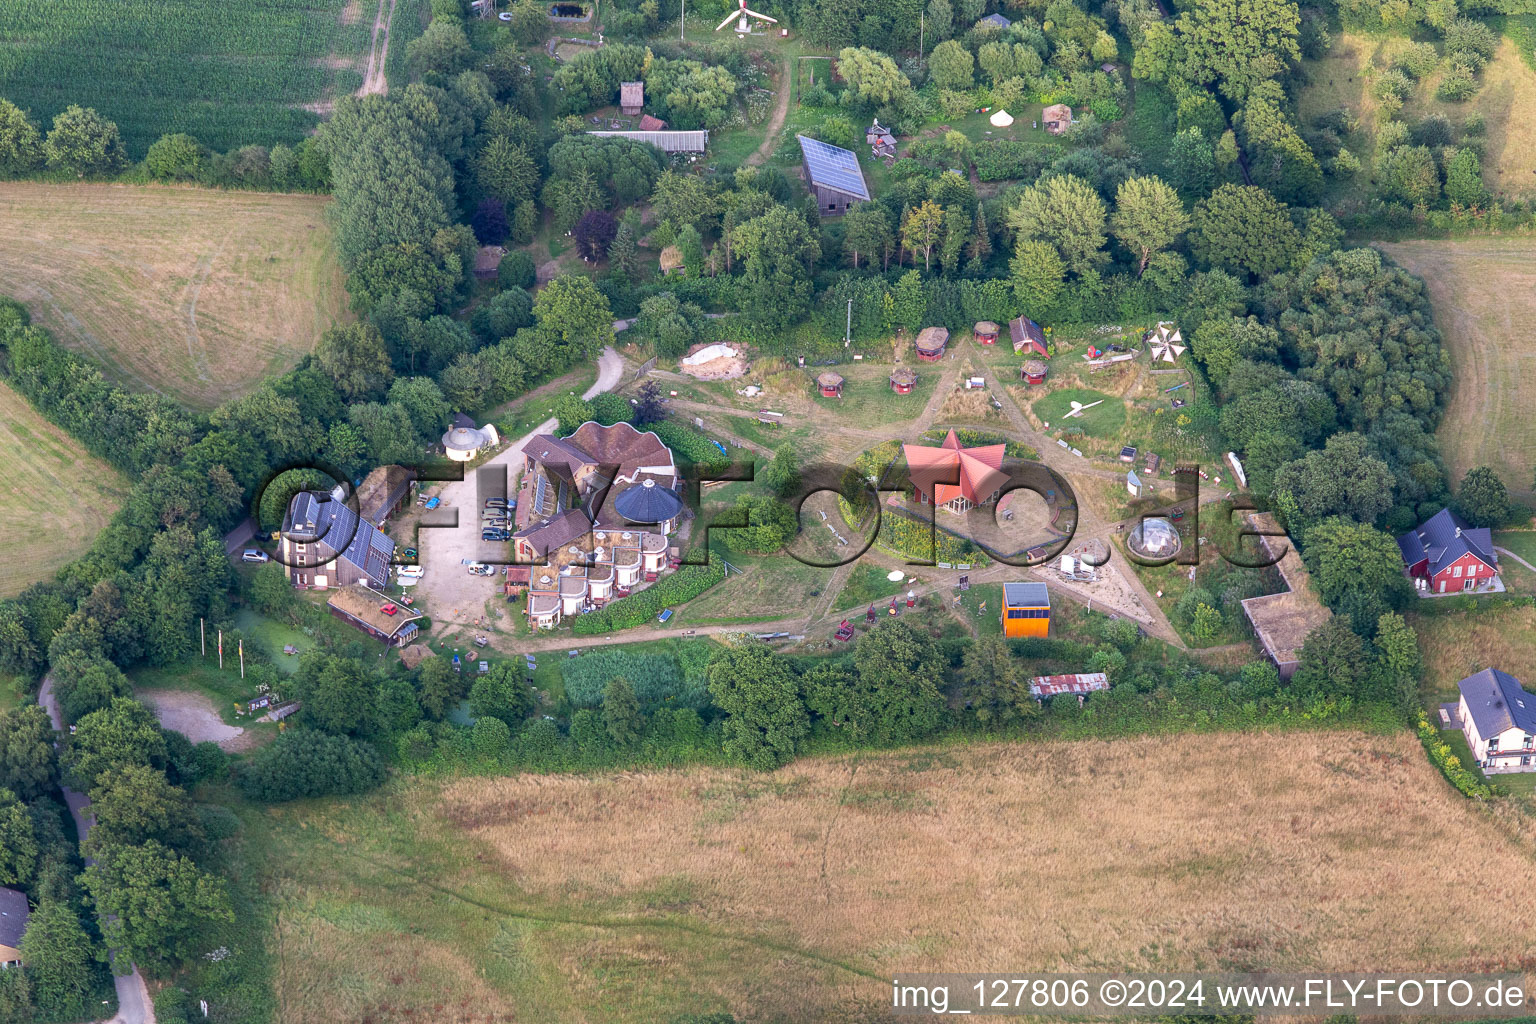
745;55;792;167
358;0;397;96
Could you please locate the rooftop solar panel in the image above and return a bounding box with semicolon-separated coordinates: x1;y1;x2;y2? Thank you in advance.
796;135;870;200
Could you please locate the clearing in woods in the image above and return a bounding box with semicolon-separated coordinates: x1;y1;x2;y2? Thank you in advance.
253;731;1536;1022
0;182;350;411
0;379;129;597
1376;238;1536;500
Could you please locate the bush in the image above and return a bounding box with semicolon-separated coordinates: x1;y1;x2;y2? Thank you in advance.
1373;68;1414;102
497;250;537;290
1436;62;1478;101
236;729;387;802
972;140;1051;182
572;564;726;634
1394;41;1441;79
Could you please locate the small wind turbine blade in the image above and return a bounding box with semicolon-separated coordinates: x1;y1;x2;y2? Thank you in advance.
743;7;778;19
715;10;739;29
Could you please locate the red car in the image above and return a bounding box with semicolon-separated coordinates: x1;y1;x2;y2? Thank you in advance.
381;603;398;616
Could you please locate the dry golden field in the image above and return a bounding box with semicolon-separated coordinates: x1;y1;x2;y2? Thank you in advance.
256;731;1536;1023
0;379;129;597
0;182;348;410
1377;238;1536;500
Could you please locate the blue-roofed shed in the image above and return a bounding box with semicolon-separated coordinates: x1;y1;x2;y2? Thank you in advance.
797;134;870;215
981;12;1011;27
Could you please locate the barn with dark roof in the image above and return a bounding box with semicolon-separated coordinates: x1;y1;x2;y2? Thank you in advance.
280;492;395;590
796;135;870;216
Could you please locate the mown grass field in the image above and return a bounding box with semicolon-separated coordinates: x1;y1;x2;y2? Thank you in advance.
0;182;349;410
0;378;129;597
251;730;1536;1022
1376;238;1536;499
0;0;374;156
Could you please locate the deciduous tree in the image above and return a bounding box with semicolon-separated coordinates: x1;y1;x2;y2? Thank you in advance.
706;644;807;770
1007;174;1107;275
1111;175;1188;275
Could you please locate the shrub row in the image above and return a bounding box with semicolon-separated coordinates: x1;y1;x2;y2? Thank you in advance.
572;563;727;634
1417;713;1492;798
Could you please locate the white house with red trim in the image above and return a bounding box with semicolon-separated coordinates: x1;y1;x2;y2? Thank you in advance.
1396;508;1500;595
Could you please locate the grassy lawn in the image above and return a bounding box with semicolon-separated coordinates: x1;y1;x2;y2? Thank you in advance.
0;182;349;410
952;582;1004;636
674;549;832;625
0;673;23;714
492;367;600;441
0;378;131;597
833;564;909;610
233;609;312;675
129;657;280;732
1377;239;1536;500
1031;387;1126;438
1411;600;1536;703
1493;530;1536;564
249;729;1536;1021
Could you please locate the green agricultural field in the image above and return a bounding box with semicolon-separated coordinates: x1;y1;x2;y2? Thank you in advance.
0;379;130;597
0;0;378;156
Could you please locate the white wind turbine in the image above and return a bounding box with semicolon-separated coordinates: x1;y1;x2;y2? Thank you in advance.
716;0;777;34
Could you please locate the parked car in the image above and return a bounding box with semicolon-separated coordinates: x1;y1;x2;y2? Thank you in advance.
658;608;673;623
482;529;510;541
485;498;507;509
241;549;269;563
397;565;425;579
424;496;441;510
381;603;398;616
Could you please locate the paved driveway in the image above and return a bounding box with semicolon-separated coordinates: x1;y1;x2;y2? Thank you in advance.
413;347;626;628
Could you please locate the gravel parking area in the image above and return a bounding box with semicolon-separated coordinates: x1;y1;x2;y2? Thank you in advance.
137;688;252;751
413;348;626;630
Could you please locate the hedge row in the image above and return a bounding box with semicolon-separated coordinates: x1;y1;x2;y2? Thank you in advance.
572;563;727;634
1417;714;1492;799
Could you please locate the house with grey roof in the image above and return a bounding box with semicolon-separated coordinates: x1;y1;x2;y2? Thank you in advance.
1444;668;1536;773
0;886;27;967
1397;508;1500;595
980;12;1011;28
280;491;395;590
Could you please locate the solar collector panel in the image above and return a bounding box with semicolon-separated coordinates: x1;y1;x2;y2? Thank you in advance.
796;135;870;200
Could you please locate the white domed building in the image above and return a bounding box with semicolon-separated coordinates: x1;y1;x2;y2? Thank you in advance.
442;413;500;462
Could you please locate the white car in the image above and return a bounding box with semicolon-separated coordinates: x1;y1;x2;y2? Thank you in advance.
397;565;425;579
241;549;269;563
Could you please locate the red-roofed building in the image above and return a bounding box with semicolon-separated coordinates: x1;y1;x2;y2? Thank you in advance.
1029;672;1109;698
903;429;1008;514
638;114;667;131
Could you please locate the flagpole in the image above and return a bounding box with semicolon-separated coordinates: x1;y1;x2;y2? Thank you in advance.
218;630;223;670
200;618;205;657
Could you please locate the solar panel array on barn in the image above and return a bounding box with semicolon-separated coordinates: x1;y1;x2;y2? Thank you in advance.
796;135;870;200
